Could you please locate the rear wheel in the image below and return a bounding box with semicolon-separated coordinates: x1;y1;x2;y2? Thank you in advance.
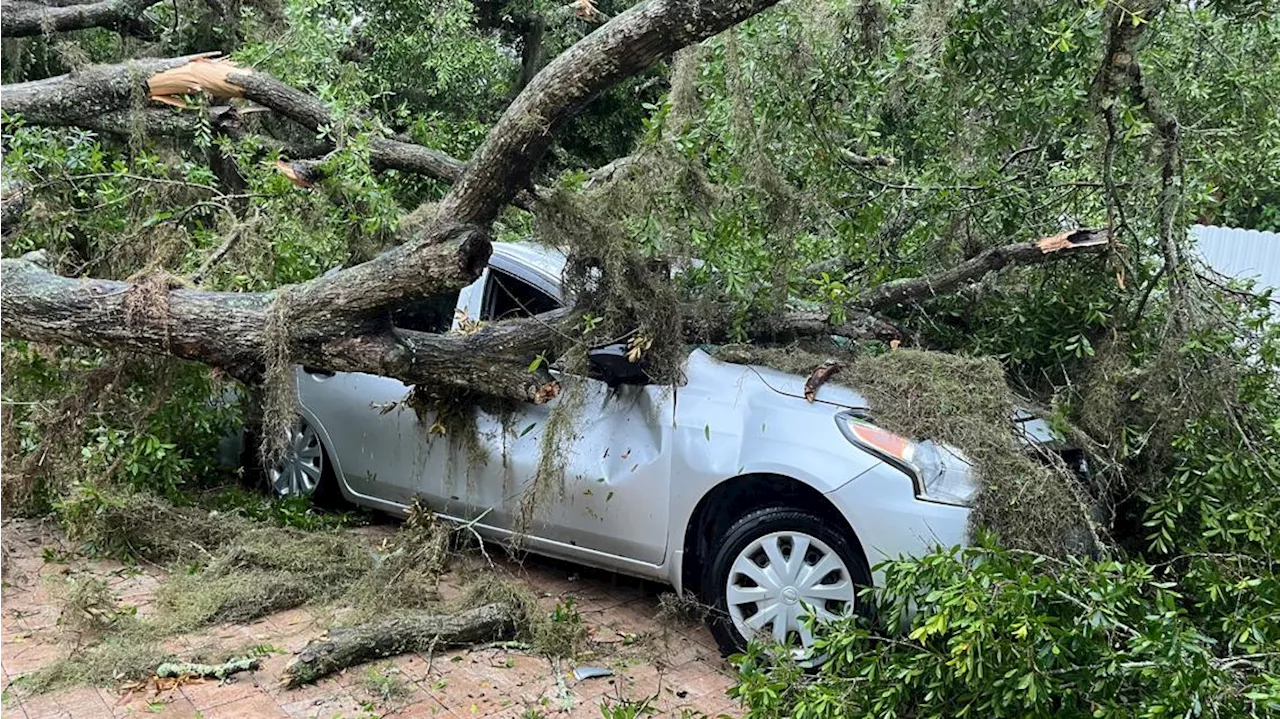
265;416;337;502
703;507;870;661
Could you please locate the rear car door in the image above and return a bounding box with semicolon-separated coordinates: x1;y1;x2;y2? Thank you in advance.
296;289;467;508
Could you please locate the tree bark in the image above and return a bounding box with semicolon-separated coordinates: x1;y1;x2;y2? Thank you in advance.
0;0;162;37
281;603;517;687
314;311;570;404
1;58;467;184
1;55;217;127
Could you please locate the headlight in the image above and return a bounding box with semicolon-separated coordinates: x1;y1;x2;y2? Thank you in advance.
835;413;977;507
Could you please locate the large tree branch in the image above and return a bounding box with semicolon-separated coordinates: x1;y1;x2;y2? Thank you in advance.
1;57;469;186
0;0;162;37
1;54;214;126
851;229;1110;311
0;227;564;401
1093;1;1183;318
434;0;785;226
282;603;518;688
317;310;571;404
214;70;468;182
2;0;788;405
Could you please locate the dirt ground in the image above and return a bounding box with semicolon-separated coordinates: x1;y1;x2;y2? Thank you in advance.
0;518;741;718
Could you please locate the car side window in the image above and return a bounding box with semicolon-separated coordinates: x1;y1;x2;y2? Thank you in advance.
392;292;458;333
482;269;559;321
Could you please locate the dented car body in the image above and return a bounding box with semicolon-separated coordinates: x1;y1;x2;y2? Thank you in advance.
280;242;1061;656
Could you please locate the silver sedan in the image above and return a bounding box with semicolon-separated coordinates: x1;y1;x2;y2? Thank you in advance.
270;242;983;658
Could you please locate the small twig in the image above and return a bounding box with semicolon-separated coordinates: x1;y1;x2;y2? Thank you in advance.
997;144;1042;174
469;640;534;654
549;657;574;712
38;171;223;194
1194;270;1280;306
191;223;248;285
450;508;495;567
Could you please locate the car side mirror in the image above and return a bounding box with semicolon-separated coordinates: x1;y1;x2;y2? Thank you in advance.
586;343;650;388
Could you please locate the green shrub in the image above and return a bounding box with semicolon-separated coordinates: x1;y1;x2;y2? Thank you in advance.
733;539;1279;719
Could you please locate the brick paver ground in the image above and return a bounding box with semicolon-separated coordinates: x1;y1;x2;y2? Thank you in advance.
0;518;742;718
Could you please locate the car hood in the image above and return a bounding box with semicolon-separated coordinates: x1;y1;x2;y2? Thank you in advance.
692;349;1068;449
693;348;870;410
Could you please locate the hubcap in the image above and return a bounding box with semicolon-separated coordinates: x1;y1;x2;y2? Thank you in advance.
725;531;856;657
268;419;324;497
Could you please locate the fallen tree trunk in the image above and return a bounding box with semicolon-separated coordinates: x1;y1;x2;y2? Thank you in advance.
0;228;560;401
281;603;518;687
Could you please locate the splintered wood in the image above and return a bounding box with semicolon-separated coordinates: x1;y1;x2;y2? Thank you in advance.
147;57;248;108
1036;229;1109;254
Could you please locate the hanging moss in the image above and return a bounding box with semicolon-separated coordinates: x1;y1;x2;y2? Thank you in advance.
534;189;687;386
513;376;588;541
259;288;297;466
403;385;530;476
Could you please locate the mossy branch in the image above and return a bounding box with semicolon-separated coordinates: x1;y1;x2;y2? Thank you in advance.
1;0;165;38
281;603;518;687
155;657;259;680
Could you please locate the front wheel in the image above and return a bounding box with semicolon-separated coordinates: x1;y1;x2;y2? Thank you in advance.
703;507;871;661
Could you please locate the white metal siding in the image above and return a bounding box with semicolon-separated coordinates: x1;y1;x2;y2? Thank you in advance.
1192;224;1280;293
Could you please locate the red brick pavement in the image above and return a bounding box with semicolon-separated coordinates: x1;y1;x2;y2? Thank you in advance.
1;519;741;718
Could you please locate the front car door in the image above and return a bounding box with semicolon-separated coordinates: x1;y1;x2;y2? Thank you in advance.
444;264;674;568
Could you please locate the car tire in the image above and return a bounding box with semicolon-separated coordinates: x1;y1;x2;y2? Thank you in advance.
702;506;872;659
259;415;341;505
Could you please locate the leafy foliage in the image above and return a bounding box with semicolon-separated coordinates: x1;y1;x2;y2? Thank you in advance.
733;538;1280;719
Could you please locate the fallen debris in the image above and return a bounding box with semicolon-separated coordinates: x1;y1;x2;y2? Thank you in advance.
17;490;606;696
803;360;843;402
155;656;260;680
281;603;518;687
57;488;246;565
572;665;613;681
715;344;1101;555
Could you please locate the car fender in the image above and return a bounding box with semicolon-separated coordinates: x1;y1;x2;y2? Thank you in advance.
662;350;886;590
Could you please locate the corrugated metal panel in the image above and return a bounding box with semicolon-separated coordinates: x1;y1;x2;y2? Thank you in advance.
1192;224;1280;293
